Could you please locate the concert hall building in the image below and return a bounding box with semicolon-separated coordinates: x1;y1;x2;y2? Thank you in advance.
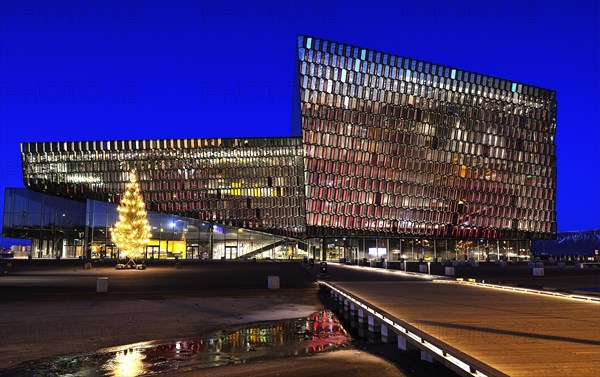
2;35;557;261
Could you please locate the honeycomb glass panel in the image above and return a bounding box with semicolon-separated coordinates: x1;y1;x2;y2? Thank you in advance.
298;35;556;240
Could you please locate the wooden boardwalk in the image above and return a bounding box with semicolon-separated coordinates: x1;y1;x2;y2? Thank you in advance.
330;281;600;377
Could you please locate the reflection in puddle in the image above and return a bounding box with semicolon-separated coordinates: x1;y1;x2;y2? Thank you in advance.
2;310;349;376
106;348;145;377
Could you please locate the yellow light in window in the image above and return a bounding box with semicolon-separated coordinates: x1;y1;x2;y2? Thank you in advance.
231;181;241;196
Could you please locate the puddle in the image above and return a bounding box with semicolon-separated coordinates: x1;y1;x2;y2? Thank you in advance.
1;310;349;376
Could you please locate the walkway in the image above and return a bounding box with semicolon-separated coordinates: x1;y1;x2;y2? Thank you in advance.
322;265;600;377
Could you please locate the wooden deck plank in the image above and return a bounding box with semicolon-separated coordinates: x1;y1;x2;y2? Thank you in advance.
333;281;600;377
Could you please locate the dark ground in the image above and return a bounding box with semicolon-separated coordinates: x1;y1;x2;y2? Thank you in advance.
0;259;318;299
0;260;458;377
1;259;597;376
4;258;596;297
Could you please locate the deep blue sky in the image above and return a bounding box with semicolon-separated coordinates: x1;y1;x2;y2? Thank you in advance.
0;0;598;239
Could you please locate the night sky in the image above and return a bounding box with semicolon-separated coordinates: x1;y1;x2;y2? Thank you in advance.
0;0;598;241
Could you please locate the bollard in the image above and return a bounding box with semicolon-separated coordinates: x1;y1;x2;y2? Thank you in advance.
96;277;108;293
319;262;328;274
267;275;280;289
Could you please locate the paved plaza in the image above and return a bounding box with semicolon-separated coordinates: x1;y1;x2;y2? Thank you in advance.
1;260;598;376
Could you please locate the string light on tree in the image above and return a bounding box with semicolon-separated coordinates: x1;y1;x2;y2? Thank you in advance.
110;169;151;267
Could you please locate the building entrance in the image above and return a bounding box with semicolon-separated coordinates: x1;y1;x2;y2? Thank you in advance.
186;245;199;259
106;244;119;259
225;246;238;259
146;245;160;259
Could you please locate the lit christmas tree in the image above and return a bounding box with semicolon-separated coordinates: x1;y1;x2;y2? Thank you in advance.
110;169;151;269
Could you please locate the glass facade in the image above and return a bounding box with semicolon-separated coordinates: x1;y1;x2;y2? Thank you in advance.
6;35;557;260
3;188;86;258
85;200;299;260
3;188;301;260
297;35;557;241
21;137;306;237
308;236;531;262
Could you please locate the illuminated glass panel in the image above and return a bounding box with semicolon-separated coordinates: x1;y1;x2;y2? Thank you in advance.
21;138;307;237
297;35;557;240
19;36;557;243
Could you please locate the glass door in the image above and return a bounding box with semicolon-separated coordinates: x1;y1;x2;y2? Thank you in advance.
146;245;160;260
186;245;199;259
